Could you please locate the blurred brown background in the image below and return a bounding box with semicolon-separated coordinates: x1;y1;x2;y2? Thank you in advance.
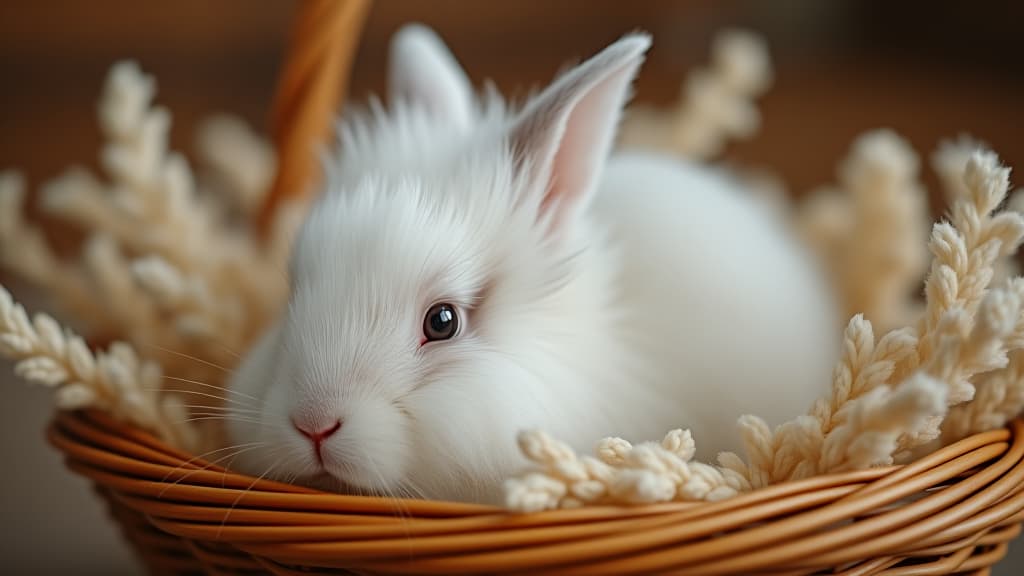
2;1;1023;198
1;1;1023;574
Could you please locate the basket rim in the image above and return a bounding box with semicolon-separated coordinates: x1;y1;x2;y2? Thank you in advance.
48;410;1024;574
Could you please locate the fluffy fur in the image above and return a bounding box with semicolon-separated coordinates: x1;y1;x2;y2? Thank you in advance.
227;24;839;504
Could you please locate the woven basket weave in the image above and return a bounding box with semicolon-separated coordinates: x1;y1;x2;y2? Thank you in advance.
50;410;1024;574
46;1;1024;574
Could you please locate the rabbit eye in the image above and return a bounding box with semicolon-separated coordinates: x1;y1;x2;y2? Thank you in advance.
423;303;459;342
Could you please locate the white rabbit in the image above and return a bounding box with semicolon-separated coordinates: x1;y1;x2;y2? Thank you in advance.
226;24;839;505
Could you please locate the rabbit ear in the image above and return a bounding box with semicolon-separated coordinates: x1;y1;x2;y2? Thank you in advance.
388;24;474;128
510;33;650;232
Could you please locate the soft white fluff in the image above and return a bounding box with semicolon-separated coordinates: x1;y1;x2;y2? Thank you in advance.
227;24;839;504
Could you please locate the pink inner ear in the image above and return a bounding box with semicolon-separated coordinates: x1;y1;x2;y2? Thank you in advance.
508;34;649;233
541;73;624;220
533;57;644;233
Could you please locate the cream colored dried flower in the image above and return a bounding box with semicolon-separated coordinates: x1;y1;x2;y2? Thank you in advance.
729;147;1024;487
195;114;277;217
1;60;295;390
619;29;772;159
723;316;929;487
932;134;990;203
933;135;1023;283
0;172;105;331
797;130;930;333
130;255;244;344
940;279;1024;444
505;428;749;512
0;285;196;450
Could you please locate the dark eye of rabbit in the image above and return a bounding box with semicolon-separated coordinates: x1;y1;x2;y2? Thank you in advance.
423;303;459;341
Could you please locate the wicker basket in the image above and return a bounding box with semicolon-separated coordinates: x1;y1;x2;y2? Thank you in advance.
50;410;1024;574
45;1;1024;574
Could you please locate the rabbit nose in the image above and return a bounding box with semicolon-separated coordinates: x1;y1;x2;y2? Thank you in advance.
292;419;342;464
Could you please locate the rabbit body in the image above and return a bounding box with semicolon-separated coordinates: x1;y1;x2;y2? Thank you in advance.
226;25;838;505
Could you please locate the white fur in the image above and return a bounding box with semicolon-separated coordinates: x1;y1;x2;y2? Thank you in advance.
387;24;475;131
227;25;839;504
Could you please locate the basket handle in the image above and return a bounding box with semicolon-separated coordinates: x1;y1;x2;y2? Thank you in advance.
257;0;373;233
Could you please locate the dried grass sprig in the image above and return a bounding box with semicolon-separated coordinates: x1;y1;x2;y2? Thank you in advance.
728;148;1024;486
619;29;771;160
0;285;196;450
3;61;298;385
0;172;106;331
914;151;1024;364
797;130;930;333
505;429;749;512
40;62;282;335
933;135;1024;284
43;62;207;268
194;114;277;218
720;317;926;487
932;134;990;203
131;256;242;343
0;60;309;450
940;278;1024;444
